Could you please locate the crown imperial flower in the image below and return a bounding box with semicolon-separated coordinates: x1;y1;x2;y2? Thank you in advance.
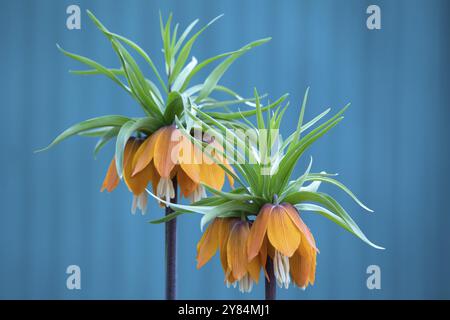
155;88;383;295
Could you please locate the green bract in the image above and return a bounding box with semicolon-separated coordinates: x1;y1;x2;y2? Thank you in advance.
149;88;384;250
37;11;273;177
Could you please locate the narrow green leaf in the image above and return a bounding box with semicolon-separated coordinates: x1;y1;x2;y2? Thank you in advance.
36;115;131;152
86;11;164;118
94;127;120;156
171;57;198;92
285;191;384;249
180;48;246;92
287;87;309;153
198;96;260;110
272;103;350;195
115;120;137;177
87;10;167;92
164;91;185;124
304;174;374;212
195;38;271;102
272;116;344;195
254;88;265;130
173;18;199;55
171;23;179;50
78;127;115;137
163;13;173;75
57;44;130;94
70;68;124;76
110;40;163;118
295;203;351;236
146;79;165;110
282;156;313;198
203;93;287;121
202;184;258;202
150;210;192;224
282;108;331;148
170;14;224;85
200;200;258;230
146;188;257;229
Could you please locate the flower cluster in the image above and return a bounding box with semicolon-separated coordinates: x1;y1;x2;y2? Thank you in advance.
198;201;318;293
41;10;383;298
101;126;233;213
41;11;264;214
158;88;383;294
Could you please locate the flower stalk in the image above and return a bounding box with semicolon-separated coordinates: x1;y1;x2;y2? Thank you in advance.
265;257;276;300
165;178;178;300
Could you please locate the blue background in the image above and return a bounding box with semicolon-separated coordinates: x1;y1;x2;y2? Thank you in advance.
1;0;449;299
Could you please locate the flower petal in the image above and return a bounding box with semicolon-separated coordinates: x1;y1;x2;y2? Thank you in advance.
178;137;202;183
289;251;301;286
132;128;162;176
247;204;272;261
247;256;261;283
227;221;250;280
219;218;235;273
200;163;225;190
309;251;317;284
216;141;235;188
199;139;231;190
309;250;317;285
289;250;312;288
267;205;301;257
177;166;198;197
299;254;312;287
267;238;275;259
180;162;201;184
282;203;318;252
225;269;235;284
259;235;269;280
210;140;235;188
147;161;160;195
123;139;153;195
101;156;120;192
196;218;221;269
225;162;235;188
154;126;179;178
296;234;317;287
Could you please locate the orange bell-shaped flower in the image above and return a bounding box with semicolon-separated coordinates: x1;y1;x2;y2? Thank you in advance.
247;202;318;289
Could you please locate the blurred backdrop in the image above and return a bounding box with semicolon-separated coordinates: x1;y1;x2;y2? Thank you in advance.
1;0;449;299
